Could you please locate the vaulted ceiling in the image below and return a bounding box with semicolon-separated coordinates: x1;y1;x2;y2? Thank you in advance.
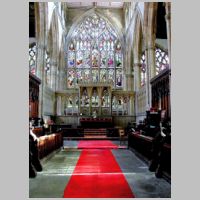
29;2;167;39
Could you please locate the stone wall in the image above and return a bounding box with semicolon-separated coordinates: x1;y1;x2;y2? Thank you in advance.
43;86;56;116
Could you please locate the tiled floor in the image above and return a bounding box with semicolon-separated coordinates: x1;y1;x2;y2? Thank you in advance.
112;149;171;198
29;149;81;198
29;140;171;198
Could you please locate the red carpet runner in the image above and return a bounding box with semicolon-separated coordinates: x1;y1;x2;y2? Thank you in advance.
78;140;118;149
63;141;135;198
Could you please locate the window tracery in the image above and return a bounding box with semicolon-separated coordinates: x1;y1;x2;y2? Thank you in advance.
66;14;123;88
155;47;169;75
29;45;37;75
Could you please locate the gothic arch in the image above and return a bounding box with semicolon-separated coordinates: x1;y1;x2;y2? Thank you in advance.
65;9;125;89
47;10;59;59
144;2;158;48
133;8;144;63
35;2;49;48
65;9;124;51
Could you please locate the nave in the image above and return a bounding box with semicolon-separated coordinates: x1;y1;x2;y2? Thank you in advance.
29;2;171;198
29;140;171;198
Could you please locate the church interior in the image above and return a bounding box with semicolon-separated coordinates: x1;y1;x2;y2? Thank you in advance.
29;1;171;198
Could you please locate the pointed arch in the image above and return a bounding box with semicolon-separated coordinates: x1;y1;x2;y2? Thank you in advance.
47;10;59;58
133;8;143;62
132;7;144;91
144;2;158;48
65;9;124;89
65;9;124;51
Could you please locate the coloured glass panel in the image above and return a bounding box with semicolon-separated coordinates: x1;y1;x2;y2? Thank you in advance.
155;48;169;75
66;14;123;88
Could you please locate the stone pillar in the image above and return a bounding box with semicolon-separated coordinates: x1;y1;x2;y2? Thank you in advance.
50;60;57;91
56;95;62;116
145;45;156;110
59;70;65;90
129;95;134;116
35;2;48;118
36;43;45;117
36;44;46;80
61;95;65;116
58;50;66;90
125;46;131;91
165;2;171;68
146;45;156;80
56;65;60;91
126;74;134;91
37;55;45;119
133;63;141;92
133;63;141;117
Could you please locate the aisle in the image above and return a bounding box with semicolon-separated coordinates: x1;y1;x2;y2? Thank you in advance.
29;140;171;198
63;147;134;198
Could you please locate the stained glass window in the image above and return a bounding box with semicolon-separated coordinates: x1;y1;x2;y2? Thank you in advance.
155;47;169;75
29;45;36;75
66;14;123;88
100;69;107;82
140;52;146;86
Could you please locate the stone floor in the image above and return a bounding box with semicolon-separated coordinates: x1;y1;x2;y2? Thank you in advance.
29;140;171;198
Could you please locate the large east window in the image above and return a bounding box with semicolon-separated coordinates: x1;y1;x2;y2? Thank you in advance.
66;14;123;89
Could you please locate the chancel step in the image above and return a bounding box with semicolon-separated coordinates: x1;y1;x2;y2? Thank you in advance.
84;128;107;138
84;135;107;139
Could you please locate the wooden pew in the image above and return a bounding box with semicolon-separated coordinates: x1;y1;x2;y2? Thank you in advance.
32;127;44;137
128;131;171;178
37;133;62;159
